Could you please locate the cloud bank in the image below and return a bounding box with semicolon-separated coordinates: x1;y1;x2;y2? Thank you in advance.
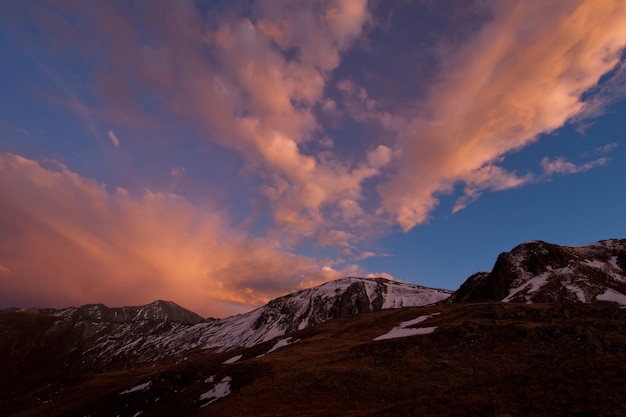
1;0;625;315
0;152;356;317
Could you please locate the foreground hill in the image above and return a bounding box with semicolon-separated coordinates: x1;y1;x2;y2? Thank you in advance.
449;239;626;304
2;302;625;417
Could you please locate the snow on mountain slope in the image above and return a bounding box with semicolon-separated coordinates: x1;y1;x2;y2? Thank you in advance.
450;239;626;304
181;277;451;351
8;277;450;370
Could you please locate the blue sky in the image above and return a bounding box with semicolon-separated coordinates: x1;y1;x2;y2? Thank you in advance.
1;0;625;317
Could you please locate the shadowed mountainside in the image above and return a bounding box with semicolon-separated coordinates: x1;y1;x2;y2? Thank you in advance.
448;239;626;304
2;302;626;417
2;239;626;416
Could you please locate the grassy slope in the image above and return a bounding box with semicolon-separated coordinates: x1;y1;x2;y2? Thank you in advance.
4;302;626;417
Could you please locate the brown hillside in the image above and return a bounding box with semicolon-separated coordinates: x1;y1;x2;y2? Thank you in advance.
3;302;626;417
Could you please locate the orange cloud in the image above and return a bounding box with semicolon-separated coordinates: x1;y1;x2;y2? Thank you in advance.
380;0;626;230
0;152;360;317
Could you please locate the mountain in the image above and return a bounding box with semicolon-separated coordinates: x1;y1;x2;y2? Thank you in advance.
44;299;205;324
0;300;206;385
0;278;450;380
449;239;626;304
3;301;626;417
4;242;626;416
229;277;452;344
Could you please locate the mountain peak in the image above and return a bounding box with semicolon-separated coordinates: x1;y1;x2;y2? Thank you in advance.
241;276;451;347
51;300;204;324
450;239;626;304
139;300;205;324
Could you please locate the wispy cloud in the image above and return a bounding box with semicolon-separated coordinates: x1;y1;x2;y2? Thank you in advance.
452;164;533;213
170;167;185;177
583;143;618;157
107;129;120;147
380;0;626;230
541;156;608;175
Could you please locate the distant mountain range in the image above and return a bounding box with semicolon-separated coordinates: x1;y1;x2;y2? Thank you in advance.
0;278;451;373
2;238;626;416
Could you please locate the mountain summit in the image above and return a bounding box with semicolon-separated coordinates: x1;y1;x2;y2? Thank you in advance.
449;239;626;304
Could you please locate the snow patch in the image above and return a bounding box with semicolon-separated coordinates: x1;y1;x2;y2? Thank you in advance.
585;259;606;269
564;284;587;303
199;376;232;407
399;312;441;327
374;313;440;341
120;381;152;395
258;337;299;357
223;354;242;364
503;272;550;302
596;289;626;305
374;326;438;340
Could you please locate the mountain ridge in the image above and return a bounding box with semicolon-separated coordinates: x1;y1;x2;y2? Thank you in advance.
0;277;450;379
448;238;626;304
3;239;626;416
40;299;206;325
4;236;626;378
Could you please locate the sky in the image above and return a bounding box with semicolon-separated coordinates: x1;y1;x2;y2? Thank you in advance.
1;0;625;318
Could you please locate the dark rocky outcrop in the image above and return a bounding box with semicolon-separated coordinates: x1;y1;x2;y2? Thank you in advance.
449;239;626;304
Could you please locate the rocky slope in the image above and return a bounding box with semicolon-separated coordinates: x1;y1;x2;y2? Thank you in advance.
449;239;626;304
0;277;450;377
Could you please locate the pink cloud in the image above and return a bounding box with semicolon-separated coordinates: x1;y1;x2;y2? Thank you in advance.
107;129;120;147
0;152;359;317
380;0;626;230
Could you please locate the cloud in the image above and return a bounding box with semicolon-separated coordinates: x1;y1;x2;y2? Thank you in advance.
10;1;626;318
365;272;394;280
380;0;626;231
583;143;619;157
107;129;120;147
541;156;607;175
201;1;385;241
0;152;354;317
0;264;12;277
335;79;407;132
170;167;186;177
452;164;532;213
41;0;379;246
575;56;626;122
